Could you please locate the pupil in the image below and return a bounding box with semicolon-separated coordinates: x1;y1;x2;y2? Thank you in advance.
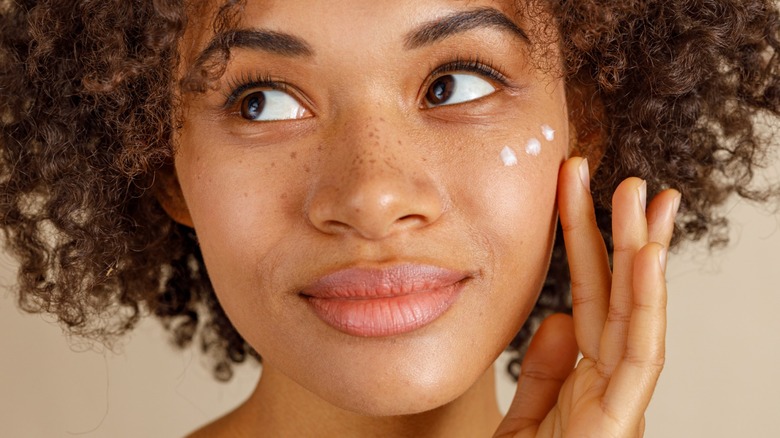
241;92;266;119
427;75;455;105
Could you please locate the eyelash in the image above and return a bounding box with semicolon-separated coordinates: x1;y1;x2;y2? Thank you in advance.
426;56;510;88
220;56;510;109
222;72;291;109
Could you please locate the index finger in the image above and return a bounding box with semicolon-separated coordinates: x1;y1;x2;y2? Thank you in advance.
558;157;612;360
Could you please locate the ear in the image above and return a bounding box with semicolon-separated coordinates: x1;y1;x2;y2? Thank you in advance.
566;77;608;173
154;164;194;228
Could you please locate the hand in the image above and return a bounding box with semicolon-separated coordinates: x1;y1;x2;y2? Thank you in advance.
494;157;681;438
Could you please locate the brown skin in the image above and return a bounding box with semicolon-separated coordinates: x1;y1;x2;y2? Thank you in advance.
1;0;777;434
2;0;777;389
163;1;678;436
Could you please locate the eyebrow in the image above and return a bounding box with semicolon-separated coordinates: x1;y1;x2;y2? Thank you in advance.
404;7;530;50
194;7;528;66
198;29;314;62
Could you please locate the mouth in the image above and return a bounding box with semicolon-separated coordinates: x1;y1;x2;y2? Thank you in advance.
300;264;471;337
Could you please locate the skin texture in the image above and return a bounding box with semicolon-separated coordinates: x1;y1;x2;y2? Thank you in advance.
0;0;777;435
176;0;565;427
164;1;679;436
2;0;777;387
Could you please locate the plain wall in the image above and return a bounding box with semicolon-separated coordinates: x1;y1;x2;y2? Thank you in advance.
1;164;779;437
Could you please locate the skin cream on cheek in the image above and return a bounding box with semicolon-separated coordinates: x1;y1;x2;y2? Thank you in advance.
541;124;555;142
525;138;542;157
501;124;555;165
500;146;519;167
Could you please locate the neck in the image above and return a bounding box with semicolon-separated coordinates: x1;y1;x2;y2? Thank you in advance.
203;363;503;438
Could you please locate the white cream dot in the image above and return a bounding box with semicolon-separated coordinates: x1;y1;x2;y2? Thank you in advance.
525;138;542;156
541;125;555;141
500;146;518;166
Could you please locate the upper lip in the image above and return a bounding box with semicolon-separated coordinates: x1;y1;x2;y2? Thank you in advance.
300;264;470;299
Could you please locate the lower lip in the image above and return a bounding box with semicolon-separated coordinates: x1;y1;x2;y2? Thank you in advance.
305;283;464;337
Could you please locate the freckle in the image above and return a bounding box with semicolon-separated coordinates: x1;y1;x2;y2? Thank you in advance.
290;152;297;159
270;162;276;168
368;132;374;138
398;140;402;145
379;117;385;122
243;192;248;198
500;146;518;167
280;193;288;199
304;165;311;173
317;145;323;152
526;138;542;156
369;159;376;164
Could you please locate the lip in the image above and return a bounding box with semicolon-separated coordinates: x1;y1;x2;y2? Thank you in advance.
301;264;470;337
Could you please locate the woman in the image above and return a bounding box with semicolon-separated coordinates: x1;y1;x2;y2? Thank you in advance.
1;0;777;436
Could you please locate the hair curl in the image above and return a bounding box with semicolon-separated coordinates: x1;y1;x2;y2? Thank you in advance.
1;0;778;381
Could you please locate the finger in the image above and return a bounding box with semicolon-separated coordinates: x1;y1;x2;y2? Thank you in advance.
647;189;681;248
637;416;646;437
496;314;578;438
598;177;648;376
558;157;612;359
602;242;667;428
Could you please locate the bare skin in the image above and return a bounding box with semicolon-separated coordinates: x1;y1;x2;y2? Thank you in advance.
185;160;677;438
162;1;680;436
494;159;678;438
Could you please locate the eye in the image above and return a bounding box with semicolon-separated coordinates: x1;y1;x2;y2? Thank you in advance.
424;74;496;107
240;90;308;121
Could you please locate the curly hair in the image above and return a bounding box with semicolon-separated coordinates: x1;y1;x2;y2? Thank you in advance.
1;0;778;381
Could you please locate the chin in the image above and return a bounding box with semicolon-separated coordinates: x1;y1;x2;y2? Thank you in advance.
281;329;496;417
314;368;475;417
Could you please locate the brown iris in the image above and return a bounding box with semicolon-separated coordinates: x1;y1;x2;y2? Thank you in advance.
425;75;455;106
240;92;266;120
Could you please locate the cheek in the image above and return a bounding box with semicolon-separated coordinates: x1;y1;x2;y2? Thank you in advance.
457;131;564;247
483;152;559;270
449;123;565;326
173;141;301;300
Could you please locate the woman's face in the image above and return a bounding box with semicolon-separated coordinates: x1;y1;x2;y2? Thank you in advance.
173;0;568;415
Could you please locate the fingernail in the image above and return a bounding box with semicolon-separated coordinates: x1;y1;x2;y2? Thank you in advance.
638;181;647;211
658;247;668;273
672;192;682;217
578;159;590;192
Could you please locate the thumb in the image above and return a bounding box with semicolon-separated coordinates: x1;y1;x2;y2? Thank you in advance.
495;313;579;438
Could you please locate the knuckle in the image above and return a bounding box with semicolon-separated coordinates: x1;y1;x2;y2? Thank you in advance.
570;288;601;305
520;367;567;384
624;347;666;370
561;214;598;234
632;301;660;312
611;243;639;256
606;309;632;324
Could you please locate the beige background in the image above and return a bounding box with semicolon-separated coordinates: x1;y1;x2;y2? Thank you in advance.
1;162;778;437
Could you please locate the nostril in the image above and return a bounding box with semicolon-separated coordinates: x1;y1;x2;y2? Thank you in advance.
321;220;352;234
397;214;430;227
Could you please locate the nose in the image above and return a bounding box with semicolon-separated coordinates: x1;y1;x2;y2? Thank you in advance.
306;114;445;240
